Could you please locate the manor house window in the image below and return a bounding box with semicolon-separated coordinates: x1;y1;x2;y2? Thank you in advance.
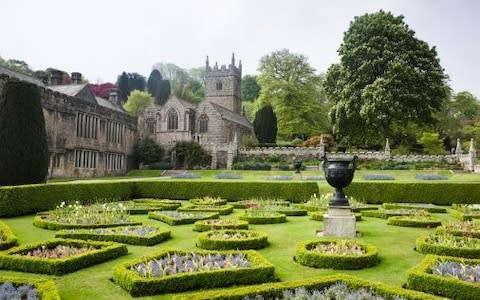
167;109;178;130
199;114;208;133
216;80;222;90
74;149;98;169
105;152;124;170
76;112;99;139
106;120;124;144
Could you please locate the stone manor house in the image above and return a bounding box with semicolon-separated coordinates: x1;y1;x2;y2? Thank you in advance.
0;54;253;177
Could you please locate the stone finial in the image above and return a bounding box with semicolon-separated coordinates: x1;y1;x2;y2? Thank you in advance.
206;56;210;69
455;138;462;156
319;135;324;147
231;53;235;67
214;62;218;71
384;138;391;159
239;59;242;71
469;138;476;153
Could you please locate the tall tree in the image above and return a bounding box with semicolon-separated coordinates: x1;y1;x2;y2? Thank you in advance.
123;90;153;116
117;72;129;102
0;81;49;185
324;10;449;146
257;49;327;139
116;72;146;103
241;75;261;101
253;104;277;143
152;63;204;103
147;69;171;105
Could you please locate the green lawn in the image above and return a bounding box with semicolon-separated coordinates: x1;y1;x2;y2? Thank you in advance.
0;205;459;299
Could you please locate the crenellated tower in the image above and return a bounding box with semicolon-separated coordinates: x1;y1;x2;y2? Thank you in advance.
205;53;242;113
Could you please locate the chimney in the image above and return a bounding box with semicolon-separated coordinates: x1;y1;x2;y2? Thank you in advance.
50;70;64;85
71;72;82;84
109;89;118;105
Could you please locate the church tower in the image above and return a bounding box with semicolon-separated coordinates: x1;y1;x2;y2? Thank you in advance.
205;53;242;113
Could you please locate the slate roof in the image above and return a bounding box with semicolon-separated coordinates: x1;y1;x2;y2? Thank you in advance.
95;96;125;113
170;95;197;110
0;66;45;86
48;84;87;97
210;102;253;129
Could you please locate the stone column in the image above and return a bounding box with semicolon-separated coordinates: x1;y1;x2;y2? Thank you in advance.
468;138;476;172
227;142;234;170
211;144;217;170
384;138;391;160
455;138;463;159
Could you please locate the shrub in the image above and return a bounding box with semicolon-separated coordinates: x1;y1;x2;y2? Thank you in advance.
174;274;443;300
0;238;127;275
416;234;480;258
0;81;49;185
263;206;308;216
112;249;275;297
177;204;234;215
387;216;442;228
436;221;480;238
134;137;164;165
233;161;272;170
55;225;171;246
0;276;60;300
148;161;172;170
302;134;334;149
197;230;269;250
407;255;480;299
382;203;446;213
450;204;480;221
172;141;211;169
294;239;379;270
190;197;227;206
193;219;249;232
239;211;287;224
232;199;290;209
362;209;417;219
253;104;277;144
114;199;182;214
0;221;17;250
148;211;219;225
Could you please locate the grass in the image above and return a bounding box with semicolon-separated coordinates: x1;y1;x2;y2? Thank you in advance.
0;204;459;299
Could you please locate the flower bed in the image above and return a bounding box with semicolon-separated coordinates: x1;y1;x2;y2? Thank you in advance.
437;221;480;238
193;219;249;232
231;199;290;209
362;209;418;219
262;205;308;216
407;255;480;299
0;276;60;300
173;274;443;300
115;198;182;214
382;203;447;213
295;239;379;270
0;220;18;250
310;211;362;221
362;174;395;180
197;230;268;250
148;211;219;225
55;225;171;246
239;211;287;224
215;173;243;180
0;238;127;275
387;215;442;228
190;197;227;206
416;234;480;258
415;174;449;180
113;249;275;297
450;204;480;221
178;204;234;215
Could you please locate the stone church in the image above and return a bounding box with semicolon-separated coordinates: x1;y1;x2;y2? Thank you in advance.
138;54;253;168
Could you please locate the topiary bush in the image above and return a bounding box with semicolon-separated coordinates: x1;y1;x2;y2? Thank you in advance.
197;230;269;250
0;220;18;250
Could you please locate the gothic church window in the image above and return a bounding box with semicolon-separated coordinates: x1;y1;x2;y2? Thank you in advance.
199;114;208;133
216;80;222;90
167;109;178;130
146;118;156;135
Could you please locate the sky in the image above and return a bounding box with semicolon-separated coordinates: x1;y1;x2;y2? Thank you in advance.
1;0;479;96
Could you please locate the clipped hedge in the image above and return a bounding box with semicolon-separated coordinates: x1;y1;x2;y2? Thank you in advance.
295;239;379;270
0;238;127;275
362;209;417;219
148;211;219;225
265;206;308;216
416;235;480;258
135;181;318;202
387;216;442;228
449;207;480;221
197;230;269;250
177;204;234;215
113;248;275;297
0;220;18;250
407;255;480;299
0;181;134;217
0;275;61;300
190;198;227;206
33;214;142;230
232;200;290;209
382;203;447;213
174;274;443;300
239;212;287;224
347;181;480;204
310;211;362;221
193;219;249;232
55;225;171;246
436;223;480;238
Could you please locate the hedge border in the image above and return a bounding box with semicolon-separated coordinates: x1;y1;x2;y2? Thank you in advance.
387;216;442;228
193;219;249;232
310;211;362;222
292;203;324;212
407;254;480;299
197;230;269;250
449;208;480;221
265;207;308;216
112;248;275;297
362;209;418;219
173;274;443;300
239;212;287;224
54;225;171;246
0;238;128;275
382;203;447;213
0;220;18;250
0;275;61;300
232;200;290;209
190;198;227;206
148;211;219;225
416;235;480;258
436;224;480;238
33;214;142;230
177;204;234;215
294;239;379;270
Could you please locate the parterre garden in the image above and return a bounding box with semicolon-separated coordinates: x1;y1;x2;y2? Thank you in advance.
0;175;480;299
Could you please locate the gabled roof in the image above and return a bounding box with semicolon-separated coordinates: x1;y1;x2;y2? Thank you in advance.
0;66;45;86
48;84;87;97
169;94;197;110
95;96;125;113
210;102;253;130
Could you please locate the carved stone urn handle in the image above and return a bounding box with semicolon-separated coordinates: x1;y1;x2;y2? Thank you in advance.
321;155;328;173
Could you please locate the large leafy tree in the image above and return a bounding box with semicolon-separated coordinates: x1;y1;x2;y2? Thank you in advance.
241;75;261;101
253;104;277;143
257;49;328;139
147;69;171;105
123;90;153;116
324;10;449;146
0;81;49;185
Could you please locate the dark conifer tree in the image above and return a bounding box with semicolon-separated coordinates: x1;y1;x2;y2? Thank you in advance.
117;72;129;102
253;104;277;144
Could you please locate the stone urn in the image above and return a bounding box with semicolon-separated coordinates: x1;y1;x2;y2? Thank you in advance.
322;155;357;207
293;159;303;174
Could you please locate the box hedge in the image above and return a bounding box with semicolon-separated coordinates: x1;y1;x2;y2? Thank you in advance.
239;212;287;224
173;274;443;300
295;239;379;270
0;220;17;250
193;219;249;232
148;211;219;225
310;211;362;221
177;204;234;215
407;255;480;299
112;248;275;297
416;235;480;258
0;275;61;300
0;238;127;275
265;206;308;216
387;216;442;228
55;225;171;246
190;198;227;206
197;230;269;250
33;213;142;230
382;203;447;213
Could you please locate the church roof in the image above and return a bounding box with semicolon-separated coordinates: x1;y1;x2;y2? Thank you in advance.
169;95;197;110
210;102;253;130
95;96;125;113
0;66;45;86
48;84;87;97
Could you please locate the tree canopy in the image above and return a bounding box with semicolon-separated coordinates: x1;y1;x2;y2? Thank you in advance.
241;75;261;101
123;90;153;116
323;10;449;146
147;69;171;105
116;72;146;103
253;104;277;144
152;63;205;103
134;137;164;165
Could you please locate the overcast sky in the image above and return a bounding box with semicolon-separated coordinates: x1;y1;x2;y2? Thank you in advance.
1;0;479;97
